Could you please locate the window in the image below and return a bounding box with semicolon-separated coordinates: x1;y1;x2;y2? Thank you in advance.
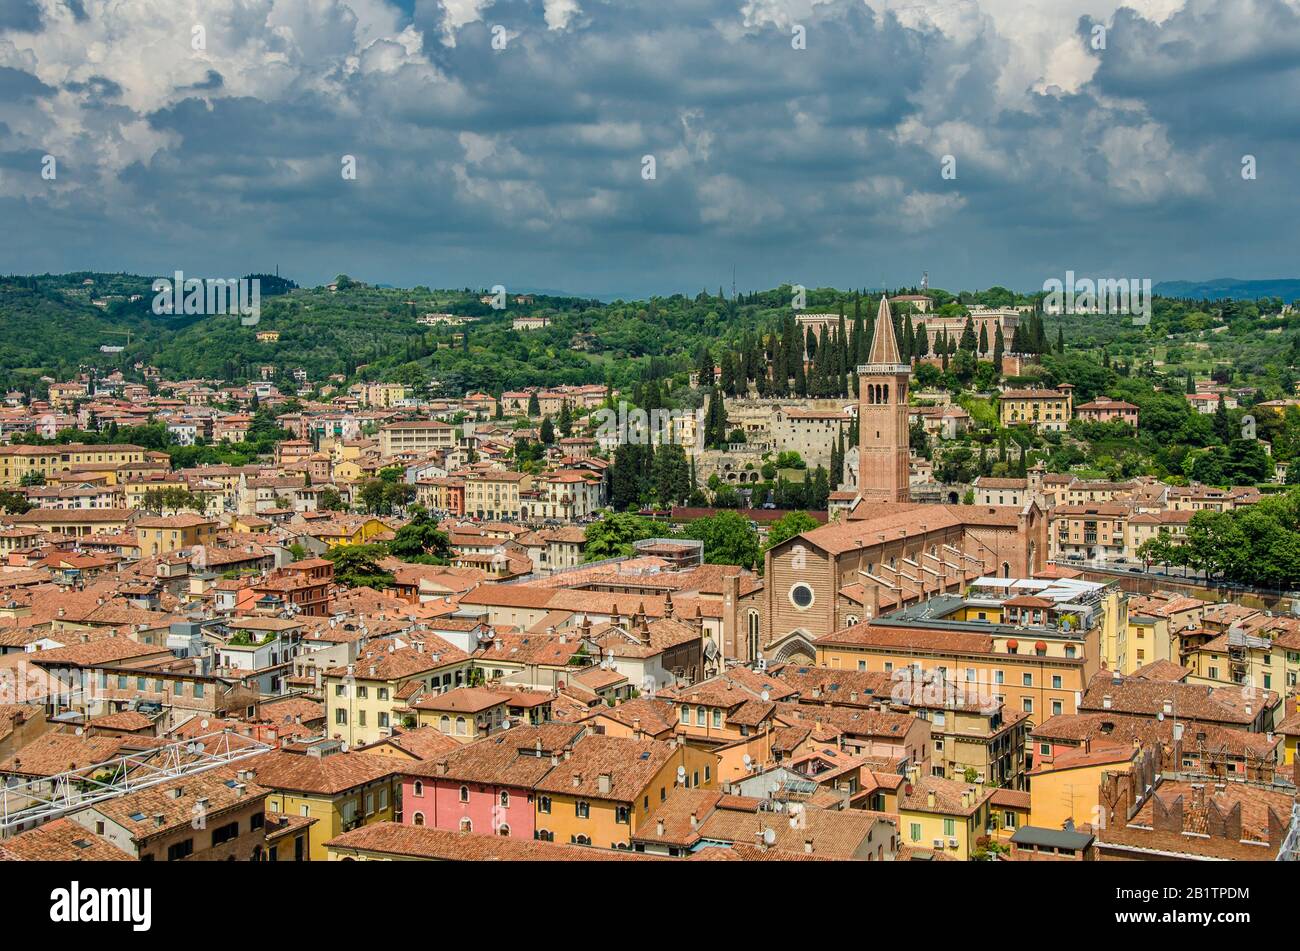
378;713;389;728
167;839;194;861
574;834;591;846
994;670;1004;685
712;709;722;729
498;824;511;836
943;818;956;836
440;715;450;733
499;790;510;809
576;801;590;819
456;716;467;736
1040;743;1051;756
211;821;240;846
460;818;472;832
1022;698;1033;713
695;707;705;727
335;709;347;725
1022;673;1032;686
536;829;554;842
334;684;345;697
413;781;424;797
538;796;551;814
615;805;630;824
357;686;368;699
704;766;711;783
459;785;469;803
910;822;922;842
1052;700;1063;716
679;707;689;725
378;687;389;700
413;812;425;826
789;583;814;609
1051;675;1062;689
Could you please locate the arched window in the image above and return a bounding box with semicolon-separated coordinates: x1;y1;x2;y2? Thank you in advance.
459;818;472;832
747;611;760;661
499;790;510;809
413;781;423;797
455;716;467;736
413;812;425;826
439;715;450;733
498;825;511;837
458;785;469;803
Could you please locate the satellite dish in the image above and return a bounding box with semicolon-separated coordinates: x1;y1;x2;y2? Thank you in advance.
742;753;752;767
75;726;84;736
763;828;777;846
676;765;686;782
340;741;349;752
761;690;769;702
200;718;210;729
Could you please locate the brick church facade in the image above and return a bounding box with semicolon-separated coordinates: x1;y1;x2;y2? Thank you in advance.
751;296;1049;666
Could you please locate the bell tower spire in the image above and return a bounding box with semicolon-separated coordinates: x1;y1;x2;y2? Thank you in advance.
856;294;911;503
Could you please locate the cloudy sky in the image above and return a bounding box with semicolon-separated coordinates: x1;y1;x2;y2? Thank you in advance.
0;0;1297;298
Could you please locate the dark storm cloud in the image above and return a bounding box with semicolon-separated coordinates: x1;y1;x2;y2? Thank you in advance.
0;0;1296;296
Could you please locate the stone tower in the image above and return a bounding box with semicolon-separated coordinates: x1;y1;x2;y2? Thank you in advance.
857;295;911;502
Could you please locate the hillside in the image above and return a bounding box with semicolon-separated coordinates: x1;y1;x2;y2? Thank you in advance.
1154;278;1300;302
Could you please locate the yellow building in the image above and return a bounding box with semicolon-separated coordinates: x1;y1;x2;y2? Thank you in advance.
0;443;149;487
896;773;995;860
1027;743;1138;832
464;470;532;521
307;516;393;549
998;385;1074;431
248;747;399;861
530;735;719;849
1278;701;1300;766
135;514;218;556
323;642;473;747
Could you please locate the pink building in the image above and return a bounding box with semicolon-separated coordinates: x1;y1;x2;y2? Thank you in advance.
400;724;583;838
1075;396;1139;429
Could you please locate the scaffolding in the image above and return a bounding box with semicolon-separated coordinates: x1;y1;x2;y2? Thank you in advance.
0;730;272;836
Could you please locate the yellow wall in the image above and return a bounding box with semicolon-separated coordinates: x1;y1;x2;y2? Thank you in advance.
537;746;718;849
264;779;395;861
1028;760;1131;832
898;804;988;861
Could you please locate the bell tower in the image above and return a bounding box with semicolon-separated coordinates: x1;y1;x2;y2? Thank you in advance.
857;295;911;502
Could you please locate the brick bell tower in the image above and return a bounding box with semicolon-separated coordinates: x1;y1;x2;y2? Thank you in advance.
857;294;911;502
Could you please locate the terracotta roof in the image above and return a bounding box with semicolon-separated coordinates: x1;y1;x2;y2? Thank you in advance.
325;821;655;860
0;817;134;861
244;750;398;795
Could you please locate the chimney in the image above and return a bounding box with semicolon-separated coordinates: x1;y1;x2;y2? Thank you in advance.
571;771;582;788
153;813;166;827
804;837;814;854
656;818;665;837
632;717;642;739
689;811;698;831
1102;694;1112;709
169;786;184;799
927;790;935;808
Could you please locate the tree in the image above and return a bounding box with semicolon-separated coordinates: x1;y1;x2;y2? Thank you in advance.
557;400;573;438
679;511;760;569
318;486;345;512
765;511;819;550
325;544;394;588
540;416;556;445
386;505;451;563
527;392;541;417
583;512;658;560
0;490;31;515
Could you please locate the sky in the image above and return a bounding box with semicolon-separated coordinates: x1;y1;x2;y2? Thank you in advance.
0;0;1297;299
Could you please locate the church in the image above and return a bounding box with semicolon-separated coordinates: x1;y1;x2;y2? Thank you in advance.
753;296;1048;665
